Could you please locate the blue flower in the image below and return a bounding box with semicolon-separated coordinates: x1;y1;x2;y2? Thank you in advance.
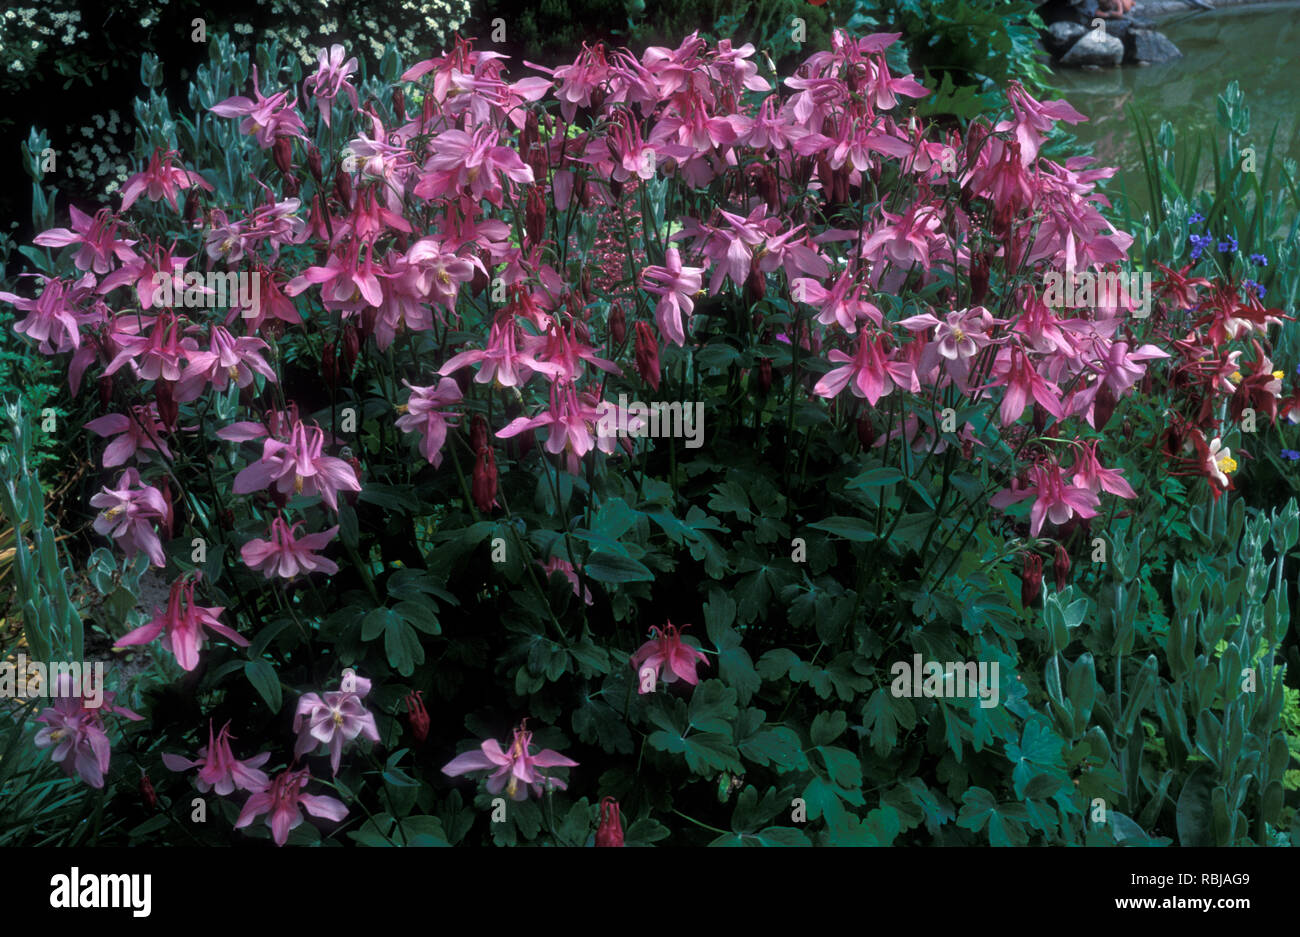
1282;449;1300;461
1218;236;1238;253
1250;253;1268;266
1189;212;1205;225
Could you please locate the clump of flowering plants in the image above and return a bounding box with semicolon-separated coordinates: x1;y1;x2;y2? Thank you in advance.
3;28;1297;846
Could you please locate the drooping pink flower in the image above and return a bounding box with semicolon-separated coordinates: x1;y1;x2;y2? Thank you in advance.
1070;439;1137;499
84;404;173;466
234;767;348;846
232;420;362;510
292;669;380;777
0;272;99;354
538;555;593;605
175;325;277;402
119;147;213;212
161;720;271;795
994;81;1087;166
989;461;1100;538
792;269;883;334
813;332;919;405
988;345;1067;427
414;126;534;207
303;44;360;127
438;315;561;388
33;673;142;789
101;309;189;382
209;65;307;148
241;515;340;579
394;377;462;467
641;247;705;347
32;206;136;275
442;719;579;801
89;467;169;566
631;621;710;693
114;575;248;671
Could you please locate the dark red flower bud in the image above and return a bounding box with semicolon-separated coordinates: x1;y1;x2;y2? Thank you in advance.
754;164;780;214
273;137;293;175
271;486;289;509
525;185;547;248
334;163;353;207
1022;553;1043;609
157;475;174;540
1122;418;1133;441
220;508;235;531
283;174;300;198
1032;403;1046;436
1053;543;1070;592
404;690;429;744
240;381;258;409
98;375;113;409
322;342;338;386
816;155;833;199
758;357;773;394
140;770;157;812
1093;381;1117;430
574;320;592;344
971;251;990;305
392;86;405;123
608;303;627;345
183;187;200;224
342;324;360;373
857;413;875;448
472;446;498;513
307;145;323;183
155;381;178;429
634;321;660;391
470;414;489;453
745;259;766;305
580;266;593;304
595;796;624;847
962;436;975;461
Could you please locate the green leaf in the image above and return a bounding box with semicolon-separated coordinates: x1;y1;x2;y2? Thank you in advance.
244;660;282;713
808;516;877;542
583;551;653;583
1175;764;1216;847
810;710;848;747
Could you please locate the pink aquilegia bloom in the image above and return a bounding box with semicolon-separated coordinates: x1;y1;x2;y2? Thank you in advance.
235;767;348;846
630;621;710;694
232;420;362;510
395;378;462;467
209;65;307;148
994;81;1087;166
162;720;271;795
114;575;248;671
292;669;380;777
32;206;136;275
0;272;98;354
641;247;705;347
84;404;172;466
89;467;169;567
442;719;579;801
989;461;1100;538
119;147;213;212
175;326;277;402
1069;440;1137;499
33;674;142;789
303;44;359;127
438;314;561;388
538;555;593;605
241;515;340;579
813;332;920;405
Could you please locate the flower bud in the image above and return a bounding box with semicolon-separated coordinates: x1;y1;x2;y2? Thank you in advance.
157;474;175;540
971;251;990;305
333;163;353;207
273;137;293;176
341;324;360;374
392;87;405;123
525;185;547;247
404;690;429;744
470;414;489;453
1053;543;1070;592
609;303;627;345
472;445;499;513
283;174;300;198
155;381;178;429
758;357;773;394
595;796;624;847
140;770;157;813
307;145;323;183
99;375;113;409
1094;381;1117;430
1022;553;1043;609
220;508;235;531
745;259;766;305
322;342;338;386
183;187;200;224
634;320;660;391
856;413;875;448
754;164;780;214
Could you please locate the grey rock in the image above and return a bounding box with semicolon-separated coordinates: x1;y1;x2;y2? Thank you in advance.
1060;29;1126;67
1127;29;1183;64
1101;16;1155;44
1045;21;1087;56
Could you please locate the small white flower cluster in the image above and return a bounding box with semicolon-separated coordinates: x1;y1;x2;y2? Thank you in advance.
62;109;131;197
0;5;88;76
248;0;471;67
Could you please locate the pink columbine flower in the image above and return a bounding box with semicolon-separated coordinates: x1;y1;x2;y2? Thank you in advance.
33;673;142;789
175;326;277;402
994;81;1087;166
32;206;136;275
442;720;579;801
90;467;169;567
0;272;101;355
235;767;348;846
84;404;173;466
114;575;248;671
439;315;561;388
232;420;362;510
394;377;462;467
162;720;271;795
303;44;359;127
792;269;883;334
989;461;1100;538
641;247;705;347
414;126;534;207
293;669;380;777
630;621;710;693
119;147;213;212
209;65;307;148
241;515;340;579
1070;440;1137;499
814;332;920;405
538;555;593;605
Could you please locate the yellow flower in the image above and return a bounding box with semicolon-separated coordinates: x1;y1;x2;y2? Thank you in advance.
1218;455;1238;475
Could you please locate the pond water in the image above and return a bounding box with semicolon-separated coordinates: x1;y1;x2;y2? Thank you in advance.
1048;3;1300;211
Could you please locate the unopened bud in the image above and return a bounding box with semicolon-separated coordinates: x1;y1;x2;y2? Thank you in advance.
472;446;499;513
595;796;624;847
634;321;660;391
273;137;293;175
1022;553;1043;609
1053;543;1070;592
307;145;323;183
609;303;627;345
